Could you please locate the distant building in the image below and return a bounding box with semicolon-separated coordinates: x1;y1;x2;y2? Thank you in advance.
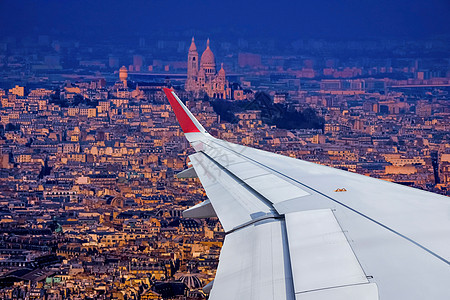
238;52;262;68
133;55;144;72
274;92;287;104
185;38;231;99
119;66;128;88
44;190;78;203
9;85;25;97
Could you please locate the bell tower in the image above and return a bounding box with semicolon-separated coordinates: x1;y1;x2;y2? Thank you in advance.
186;37;199;91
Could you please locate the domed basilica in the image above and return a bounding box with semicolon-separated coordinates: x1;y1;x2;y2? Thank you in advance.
185;38;231;99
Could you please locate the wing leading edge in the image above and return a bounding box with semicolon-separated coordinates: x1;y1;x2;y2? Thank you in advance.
163;88;450;300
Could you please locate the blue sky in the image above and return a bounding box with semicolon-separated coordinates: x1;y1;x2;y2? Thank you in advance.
1;0;449;40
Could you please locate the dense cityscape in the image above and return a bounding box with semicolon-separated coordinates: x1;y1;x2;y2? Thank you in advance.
0;20;449;299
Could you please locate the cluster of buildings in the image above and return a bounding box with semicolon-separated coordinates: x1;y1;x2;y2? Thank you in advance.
0;34;448;298
0;78;227;298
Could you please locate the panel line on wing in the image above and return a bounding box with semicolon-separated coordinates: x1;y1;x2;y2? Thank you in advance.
201;141;311;205
189;152;277;232
294;282;379;300
200;151;278;213
295;282;373;295
225;215;283;235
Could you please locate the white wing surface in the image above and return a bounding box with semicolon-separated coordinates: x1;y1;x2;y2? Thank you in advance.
163;88;450;300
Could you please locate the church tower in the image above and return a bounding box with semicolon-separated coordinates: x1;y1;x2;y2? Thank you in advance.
185;38;229;99
186;37;199;91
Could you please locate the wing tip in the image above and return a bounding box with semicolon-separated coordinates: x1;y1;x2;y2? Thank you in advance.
163;87;203;134
162;87;172;94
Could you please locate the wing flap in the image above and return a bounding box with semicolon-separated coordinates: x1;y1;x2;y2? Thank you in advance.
285;209;369;294
176;166;197;178
245;174;310;204
183;199;216;218
209;218;295;300
227;161;271;179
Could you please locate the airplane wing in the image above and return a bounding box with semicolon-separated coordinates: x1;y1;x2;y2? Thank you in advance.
163;88;450;300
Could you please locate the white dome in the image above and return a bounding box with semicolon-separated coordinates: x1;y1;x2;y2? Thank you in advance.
200;39;215;68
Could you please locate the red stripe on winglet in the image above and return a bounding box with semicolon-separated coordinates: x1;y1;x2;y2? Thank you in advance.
163;88;201;133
